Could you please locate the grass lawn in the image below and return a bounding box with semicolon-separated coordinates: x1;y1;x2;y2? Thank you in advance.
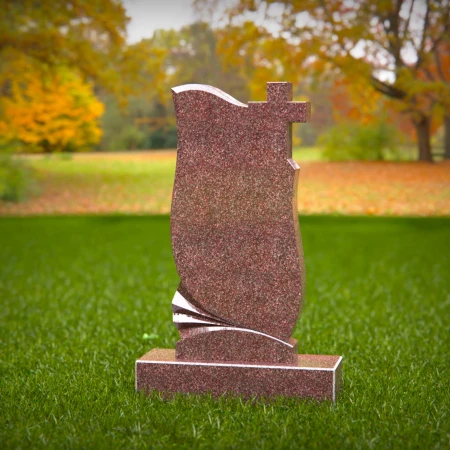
1;150;450;216
1;215;449;449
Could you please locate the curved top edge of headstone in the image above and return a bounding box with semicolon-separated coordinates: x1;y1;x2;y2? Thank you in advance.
172;84;247;108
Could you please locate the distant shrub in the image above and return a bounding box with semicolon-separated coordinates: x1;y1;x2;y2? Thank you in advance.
112;125;179;151
146;126;178;149
0;154;36;202
164;126;178;149
319;122;401;161
116;125;146;151
57;152;73;161
147;128;166;149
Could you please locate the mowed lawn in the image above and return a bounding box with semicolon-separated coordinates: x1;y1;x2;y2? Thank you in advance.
1;149;449;216
1;215;449;449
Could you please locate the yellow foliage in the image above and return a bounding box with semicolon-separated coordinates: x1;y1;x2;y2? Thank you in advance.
0;0;128;98
330;76;386;126
0;61;104;153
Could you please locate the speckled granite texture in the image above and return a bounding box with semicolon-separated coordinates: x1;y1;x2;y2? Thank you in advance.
136;349;342;401
176;329;298;364
170;82;309;361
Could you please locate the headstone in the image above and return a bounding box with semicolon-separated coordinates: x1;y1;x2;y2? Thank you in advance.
136;82;342;401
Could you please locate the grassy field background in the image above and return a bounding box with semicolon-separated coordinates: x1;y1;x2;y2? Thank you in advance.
1;215;449;448
1;148;449;216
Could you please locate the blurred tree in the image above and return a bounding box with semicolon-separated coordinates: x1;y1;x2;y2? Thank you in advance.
0;0;129;95
0;59;104;152
98;94;130;150
418;40;450;158
289;82;334;146
215;21;299;100
98;22;250;151
197;0;450;161
117;39;169;104
153;22;250;102
329;76;424;146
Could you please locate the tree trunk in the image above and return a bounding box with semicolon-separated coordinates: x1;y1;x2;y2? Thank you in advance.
444;115;450;160
414;116;433;162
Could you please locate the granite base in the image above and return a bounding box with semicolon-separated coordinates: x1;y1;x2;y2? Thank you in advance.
136;349;342;402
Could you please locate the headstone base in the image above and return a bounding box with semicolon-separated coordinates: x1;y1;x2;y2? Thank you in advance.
136;349;342;402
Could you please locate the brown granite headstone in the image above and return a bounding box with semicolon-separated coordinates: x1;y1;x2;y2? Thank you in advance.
136;82;342;401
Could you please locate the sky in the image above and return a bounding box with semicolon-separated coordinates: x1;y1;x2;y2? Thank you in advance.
123;0;263;43
124;0;197;43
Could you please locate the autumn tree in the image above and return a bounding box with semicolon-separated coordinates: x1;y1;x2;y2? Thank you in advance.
99;22;251;150
150;22;250;102
0;0;129;95
419;40;450;158
214;20;301;101
0;0;135;154
0;58;104;152
197;0;450;161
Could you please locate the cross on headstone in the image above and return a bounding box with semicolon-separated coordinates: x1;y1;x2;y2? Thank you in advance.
250;82;310;121
247;82;310;158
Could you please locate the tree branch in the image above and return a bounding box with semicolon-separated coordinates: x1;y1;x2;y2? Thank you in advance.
370;75;407;99
401;0;415;40
416;0;430;69
428;3;450;55
434;47;450;84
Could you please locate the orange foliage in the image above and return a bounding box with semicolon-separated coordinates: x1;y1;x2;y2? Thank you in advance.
0;0;129;97
329;77;384;125
216;22;297;101
0;60;104;152
329;77;437;141
414;41;450;125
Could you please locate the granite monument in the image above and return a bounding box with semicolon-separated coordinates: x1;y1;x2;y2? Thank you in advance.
136;82;342;401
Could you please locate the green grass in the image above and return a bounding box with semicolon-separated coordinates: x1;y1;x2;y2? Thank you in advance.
31;155;176;189
27;156;177;212
292;146;324;161
29;147;320;182
1;216;449;449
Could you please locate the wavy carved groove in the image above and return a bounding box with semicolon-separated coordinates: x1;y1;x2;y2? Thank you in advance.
172;291;295;349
